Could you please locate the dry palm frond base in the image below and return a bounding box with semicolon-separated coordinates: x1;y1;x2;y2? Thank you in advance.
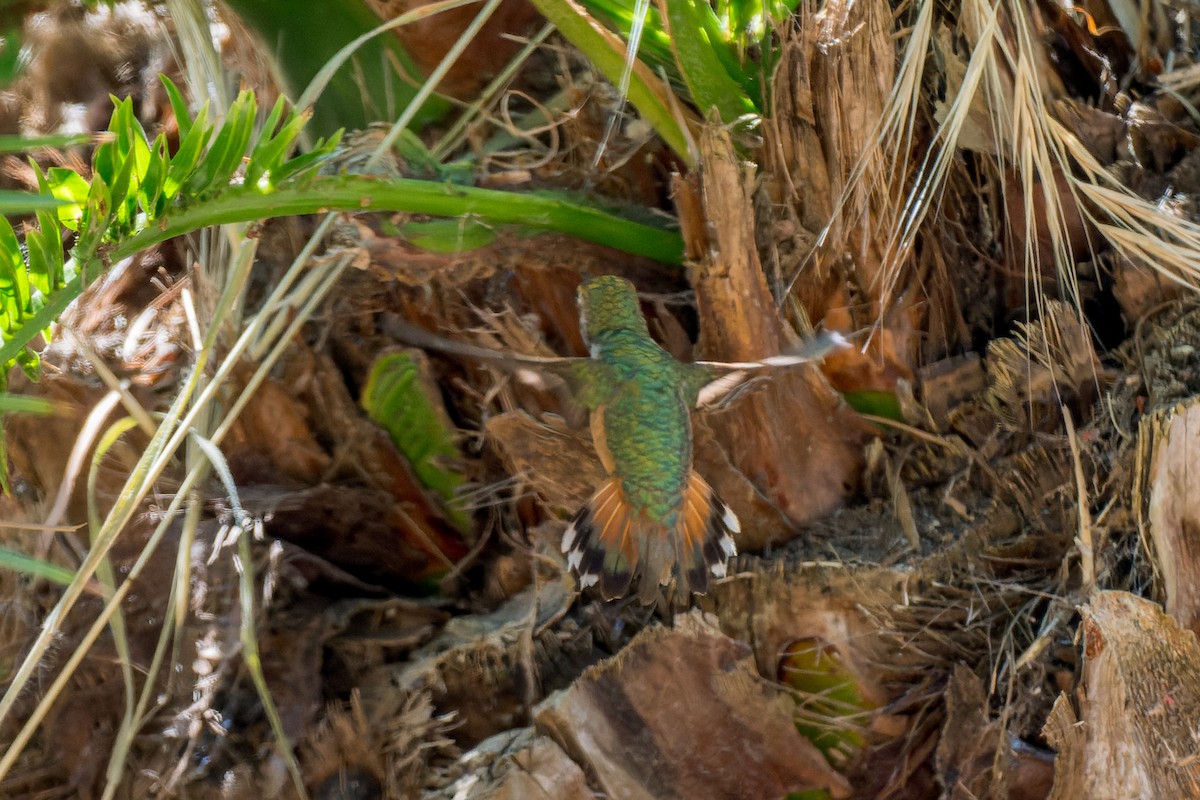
0;254;1119;799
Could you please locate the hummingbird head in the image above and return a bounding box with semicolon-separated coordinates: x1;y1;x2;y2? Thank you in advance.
577;275;650;346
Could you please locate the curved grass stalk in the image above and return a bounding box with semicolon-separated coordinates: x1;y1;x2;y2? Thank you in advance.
0;546;78;586
293;0;479;128
363;0;506;171
0;174;683;372
223;0;452;135
190;430;307;799
90;416;143;797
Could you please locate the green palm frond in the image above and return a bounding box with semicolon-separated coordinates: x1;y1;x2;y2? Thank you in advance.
0;75;684;492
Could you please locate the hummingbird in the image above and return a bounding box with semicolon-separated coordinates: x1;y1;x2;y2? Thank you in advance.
386;275;844;602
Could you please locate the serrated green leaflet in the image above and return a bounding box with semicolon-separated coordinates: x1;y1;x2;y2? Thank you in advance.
362;351;471;533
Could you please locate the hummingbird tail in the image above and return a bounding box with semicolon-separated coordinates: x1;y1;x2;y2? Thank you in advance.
560;473;739;602
674;471;740;597
561;478;639;599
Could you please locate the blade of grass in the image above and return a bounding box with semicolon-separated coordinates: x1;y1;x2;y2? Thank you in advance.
527;0;696;163
0;191;67;213
0;393;59;414
0;546;78;586
359;0;507;172
190;429;307;799
90;417;141;798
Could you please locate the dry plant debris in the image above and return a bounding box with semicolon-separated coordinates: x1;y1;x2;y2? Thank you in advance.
535;611;853;799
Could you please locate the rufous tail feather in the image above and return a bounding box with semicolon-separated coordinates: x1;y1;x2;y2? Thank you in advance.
561;473;739;602
674;471;739;597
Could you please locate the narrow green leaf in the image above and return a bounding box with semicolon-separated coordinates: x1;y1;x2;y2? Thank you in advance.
0;393;58;414
138;136;169;220
92;137;116;189
44;167;89;229
584;0;675;73
693;0;754;85
0;546;77;587
184;91;256;198
0;133;95;153
244;96;289;190
106;141;139;234
0;191;65;213
246;101;310;189
264;131;342;185
0;216;27;324
112;96;152;183
24;227;52;298
212;93;258;190
163;103;210;202
24;204;65;300
75;173;113;270
160;75;193;141
662;0;757;121
37;210;66;289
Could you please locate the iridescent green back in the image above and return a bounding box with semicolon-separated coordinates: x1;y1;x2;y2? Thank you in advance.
578;276;694;522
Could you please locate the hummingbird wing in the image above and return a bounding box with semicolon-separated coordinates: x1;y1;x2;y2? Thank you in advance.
693;330;850;409
383;316;601;399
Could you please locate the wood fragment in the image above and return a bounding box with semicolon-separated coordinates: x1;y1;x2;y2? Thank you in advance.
431;728;593;800
1043;591;1200;799
1146;399;1200;633
534;611;851;799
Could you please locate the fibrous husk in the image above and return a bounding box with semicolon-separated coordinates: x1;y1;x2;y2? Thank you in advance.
937;665;1055;800
306;690;458;799
363;579;583;745
697;483;1072;798
765;0;943;385
675;125;871;547
1043;591;1200;799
